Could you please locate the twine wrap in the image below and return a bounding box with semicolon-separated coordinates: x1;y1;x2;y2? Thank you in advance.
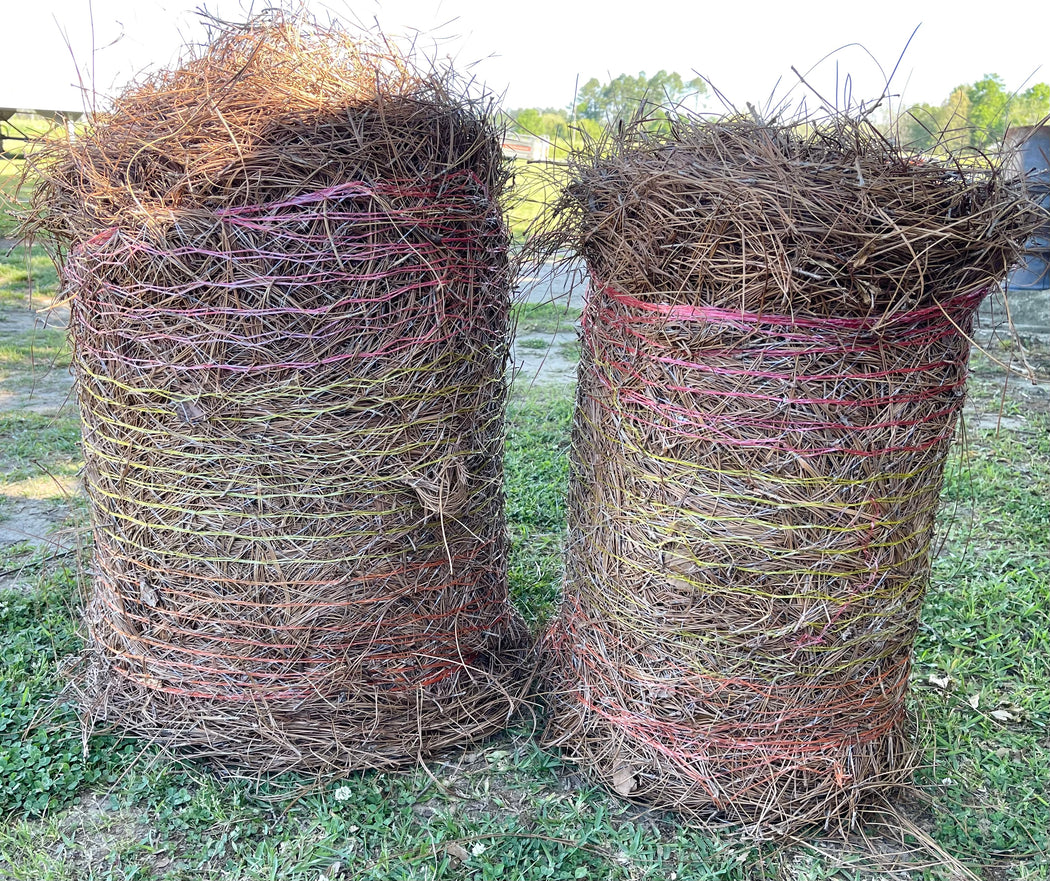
30;19;529;772
535;116;1038;831
545;284;977;828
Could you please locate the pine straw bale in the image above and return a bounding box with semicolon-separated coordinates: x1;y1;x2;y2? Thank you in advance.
538;115;1039;832
25;16;530;772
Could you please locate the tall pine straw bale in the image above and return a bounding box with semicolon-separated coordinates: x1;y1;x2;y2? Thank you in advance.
25;16;530;772
537;115;1039;832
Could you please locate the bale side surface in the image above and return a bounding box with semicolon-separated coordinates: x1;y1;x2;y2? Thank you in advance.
544;285;978;829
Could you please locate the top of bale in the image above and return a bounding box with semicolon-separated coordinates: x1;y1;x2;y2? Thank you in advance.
24;13;509;254
537;112;1042;319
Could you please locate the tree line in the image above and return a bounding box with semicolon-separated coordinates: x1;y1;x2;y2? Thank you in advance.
508;72;1049;156
507;71;707;150
896;75;1048;153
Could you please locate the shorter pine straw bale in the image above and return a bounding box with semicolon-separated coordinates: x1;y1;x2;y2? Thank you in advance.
25;17;530;772
538;116;1039;831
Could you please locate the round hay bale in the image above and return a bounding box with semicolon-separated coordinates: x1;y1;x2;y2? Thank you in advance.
538;117;1039;831
27;16;530;772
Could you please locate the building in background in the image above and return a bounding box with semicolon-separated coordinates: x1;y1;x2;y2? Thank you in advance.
501;133;549;162
1007;126;1050;292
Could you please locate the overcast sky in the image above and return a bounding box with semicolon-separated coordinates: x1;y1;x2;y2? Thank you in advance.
4;0;1047;117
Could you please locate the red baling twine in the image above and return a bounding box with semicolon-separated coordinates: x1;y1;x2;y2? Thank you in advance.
552;595;910;791
585;286;982;457
548;281;981;800
68;171;504;370
76;171;512;702
96;544;505;701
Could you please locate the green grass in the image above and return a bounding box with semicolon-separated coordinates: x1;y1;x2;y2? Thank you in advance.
4;384;1044;878
0;240;71;413
557;340;581;363
3;113;62;238
506;391;573;630
1;154;33;239
0;324;69;370
0;563;136;821
0;739;783;881
512;302;582;336
0;353;1048;877
0;412;82;484
507;159;563;241
911;412;1050;866
515;337;553;351
0;243;60;311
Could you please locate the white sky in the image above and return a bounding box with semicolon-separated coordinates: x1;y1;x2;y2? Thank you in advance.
3;0;1047;118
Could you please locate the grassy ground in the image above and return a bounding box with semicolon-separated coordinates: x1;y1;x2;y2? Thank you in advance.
1;115;48;239
2;144;55;313
511;303;583;336
1;164;27;239
507;159;566;242
909;351;1050;870
1;210;1048;875
0;242;58;314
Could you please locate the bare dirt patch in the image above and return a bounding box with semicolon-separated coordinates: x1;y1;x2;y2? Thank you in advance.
0;301;67;332
0;378;76;417
49;792;162;876
0;300;81;589
510;331;579;388
0;497;75;551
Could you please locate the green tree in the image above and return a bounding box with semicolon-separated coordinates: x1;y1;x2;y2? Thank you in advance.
508;107;571;141
898;85;972;153
574;71;706;127
967;75;1013;147
898;75;1049;154
513;107;545;134
1012;82;1050;130
506;107;603;157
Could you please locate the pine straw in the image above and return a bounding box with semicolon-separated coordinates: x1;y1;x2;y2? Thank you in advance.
537;115;1039;833
24;16;531;773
